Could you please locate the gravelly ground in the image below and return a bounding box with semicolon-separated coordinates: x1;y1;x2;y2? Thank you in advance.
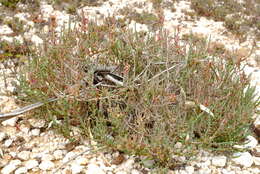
0;0;259;173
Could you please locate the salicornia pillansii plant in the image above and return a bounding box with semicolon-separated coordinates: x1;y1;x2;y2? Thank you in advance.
14;15;259;169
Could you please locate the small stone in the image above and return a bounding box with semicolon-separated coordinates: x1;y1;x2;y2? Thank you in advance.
31;129;40;136
39;160;54;171
41;153;54;161
0;132;7;142
28;118;46;128
17;151;30;161
114;158;135;173
0;25;13;35
185;166;194;173
53;150;64;160
75;156;88;165
234;136;258;149
131;169;141;174
71;163;84;174
211;155;227;167
116;171;128;174
14;167;28;174
232;152;253;167
253;156;260;166
31;35;43;46
252;145;260;157
19;124;30;134
63;151;76;163
221;169;235;174
9;152;17;158
248;167;260;174
4;139;13;148
197;167;211;174
2;117;18;127
1;160;21;174
174;142;182;149
24;160;39;170
86;164;106;174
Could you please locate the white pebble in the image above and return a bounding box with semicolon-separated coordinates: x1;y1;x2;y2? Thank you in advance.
9;151;17;158
63;151;76;163
2;117;18;127
232;152;253;168
185;166;194;173
25;160;39;170
131;169;141;174
17;151;30;161
19;124;30;134
75;156;88;165
211;156;227;167
221;169;235;174
4;139;13;148
31;129;40;136
41;154;54;161
253;156;260;166
114;158;135;173
14;167;28;174
1;160;21;174
39;160;55;171
0;25;13;35
174;142;183;149
53;150;64;160
71;163;84;174
234;136;258;149
116;171;128;174
86;164;106;174
28;118;46;128
0;132;7;142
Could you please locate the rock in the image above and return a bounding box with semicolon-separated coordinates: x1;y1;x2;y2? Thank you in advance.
4;139;13;148
221;169;235;174
185;166;194;173
2;117;19;127
17;151;30;161
39;160;55;171
9;152;17;158
116;171;128;174
1;160;21;174
234;136;258;149
14;167;28;174
28;118;46;128
30;35;43;47
253;156;260;166
232;152;253;167
0;132;7;142
63;151;76;163
71;163;84;174
115;158;135;172
252;145;260;157
19;124;30;134
30;129;40;136
131;169;141;174
196;167;211;174
53;150;64;160
211;156;227;167
0;25;13;35
86;164;106;174
41;154;54;161
174;142;183;149
75;156;88;165
24;160;39;170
